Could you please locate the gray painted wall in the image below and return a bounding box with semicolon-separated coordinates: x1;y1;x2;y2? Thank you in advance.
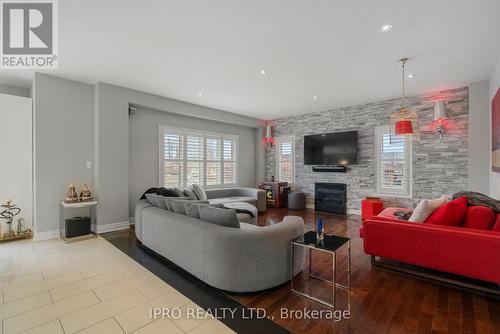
0;84;30;97
490;55;500;199
266;87;470;211
33;74;94;233
129;106;256;216
95;83;261;227
468;81;490;194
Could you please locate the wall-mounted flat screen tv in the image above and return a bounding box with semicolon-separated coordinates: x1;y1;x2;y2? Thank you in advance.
304;131;358;165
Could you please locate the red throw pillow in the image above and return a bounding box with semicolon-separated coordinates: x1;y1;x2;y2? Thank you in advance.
492;213;500;232
425;196;467;227
462;206;495;230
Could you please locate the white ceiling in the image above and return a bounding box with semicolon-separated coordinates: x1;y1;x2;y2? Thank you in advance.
2;0;500;119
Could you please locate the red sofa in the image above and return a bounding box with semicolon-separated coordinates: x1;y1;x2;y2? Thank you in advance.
360;215;500;284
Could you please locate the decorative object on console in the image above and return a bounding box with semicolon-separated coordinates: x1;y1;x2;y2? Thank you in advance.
259;182;288;208
492;87;500;173
390;58;419;138
433;100;448;140
79;184;94;201
65;183;79;203
0;200;21;239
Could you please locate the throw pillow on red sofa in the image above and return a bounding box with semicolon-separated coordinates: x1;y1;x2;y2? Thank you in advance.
462;206;495;230
425;196;467;227
492;213;500;232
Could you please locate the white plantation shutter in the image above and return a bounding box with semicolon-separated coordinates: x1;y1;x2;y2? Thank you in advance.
375;126;412;197
186;134;204;186
159;126;238;188
276;137;294;183
161;130;184;187
206;136;221;186
223;137;237;185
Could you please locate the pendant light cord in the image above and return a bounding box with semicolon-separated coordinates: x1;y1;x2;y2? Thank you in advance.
400;58;407;99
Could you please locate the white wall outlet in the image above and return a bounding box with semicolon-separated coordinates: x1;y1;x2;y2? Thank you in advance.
86;161;92;169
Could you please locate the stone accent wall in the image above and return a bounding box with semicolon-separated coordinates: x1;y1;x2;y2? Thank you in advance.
265;87;469;211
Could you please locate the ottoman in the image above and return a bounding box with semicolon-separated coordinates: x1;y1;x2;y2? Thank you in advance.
288;192;306;210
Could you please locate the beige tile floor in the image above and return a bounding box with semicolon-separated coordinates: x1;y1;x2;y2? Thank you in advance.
0;236;235;334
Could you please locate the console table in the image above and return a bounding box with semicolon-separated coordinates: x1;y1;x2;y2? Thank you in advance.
59;200;97;242
291;231;351;309
259;182;289;208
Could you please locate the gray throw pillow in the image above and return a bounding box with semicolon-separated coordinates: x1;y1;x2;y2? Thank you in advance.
145;194;159;207
173;187;185;197
184;201;210;219
183;187;198;200
192;184;207;201
157;196;189;210
165;196;190;211
170;199;207;215
199;206;240;228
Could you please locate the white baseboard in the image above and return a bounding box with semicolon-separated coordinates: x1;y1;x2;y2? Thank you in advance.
96;220;131;234
34;229;60;241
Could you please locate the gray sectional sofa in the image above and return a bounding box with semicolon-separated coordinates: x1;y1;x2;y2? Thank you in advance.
135;199;304;292
204;187;267;213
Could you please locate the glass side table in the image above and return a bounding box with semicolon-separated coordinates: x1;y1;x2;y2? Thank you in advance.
291;231;351;309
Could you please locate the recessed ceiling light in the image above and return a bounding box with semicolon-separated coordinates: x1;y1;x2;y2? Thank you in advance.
407;74;414;79
381;24;393;32
260;69;267;75
313;95;318;100
197;92;203;97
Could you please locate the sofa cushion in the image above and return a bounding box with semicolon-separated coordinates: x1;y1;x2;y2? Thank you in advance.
462;206;495;230
173;187;185;197
184;201;210;219
409;196;449;223
208;196;257;206
145;194;159;207
170;199;207;215
192;184;207;201
493;213;500;232
183;188;198;200
199;206;240;228
425;196;467;227
159;196;190;211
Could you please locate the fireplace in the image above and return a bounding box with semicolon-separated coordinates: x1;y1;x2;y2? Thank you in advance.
315;183;346;215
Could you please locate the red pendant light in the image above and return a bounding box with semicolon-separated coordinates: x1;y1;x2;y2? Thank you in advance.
395;119;413;135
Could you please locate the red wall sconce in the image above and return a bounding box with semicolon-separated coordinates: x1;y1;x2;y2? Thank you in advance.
433;101;447;140
264;125;274;148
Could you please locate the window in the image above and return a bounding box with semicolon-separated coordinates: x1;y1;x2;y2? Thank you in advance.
375;125;412;197
160;126;238;188
276;136;295;183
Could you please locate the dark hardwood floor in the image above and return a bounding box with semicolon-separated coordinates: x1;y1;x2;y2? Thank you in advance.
226;208;500;334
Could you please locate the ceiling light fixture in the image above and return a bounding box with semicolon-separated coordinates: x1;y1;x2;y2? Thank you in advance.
260;69;267;75
381;24;393;32
313;95;318;100
390;58;419;137
407;74;414;79
197;92;203;97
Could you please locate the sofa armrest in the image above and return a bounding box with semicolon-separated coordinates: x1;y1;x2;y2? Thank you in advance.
362;218;500;283
134;199;152;241
236;188;266;212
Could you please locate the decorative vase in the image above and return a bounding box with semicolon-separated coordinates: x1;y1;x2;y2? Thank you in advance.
79;184;93;201
316;218;324;242
65;183;79;203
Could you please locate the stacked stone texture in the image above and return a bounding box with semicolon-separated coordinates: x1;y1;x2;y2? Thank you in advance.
265;87;469;210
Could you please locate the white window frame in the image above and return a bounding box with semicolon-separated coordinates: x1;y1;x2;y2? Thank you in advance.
275;136;295;183
159;125;239;189
375;125;412;198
